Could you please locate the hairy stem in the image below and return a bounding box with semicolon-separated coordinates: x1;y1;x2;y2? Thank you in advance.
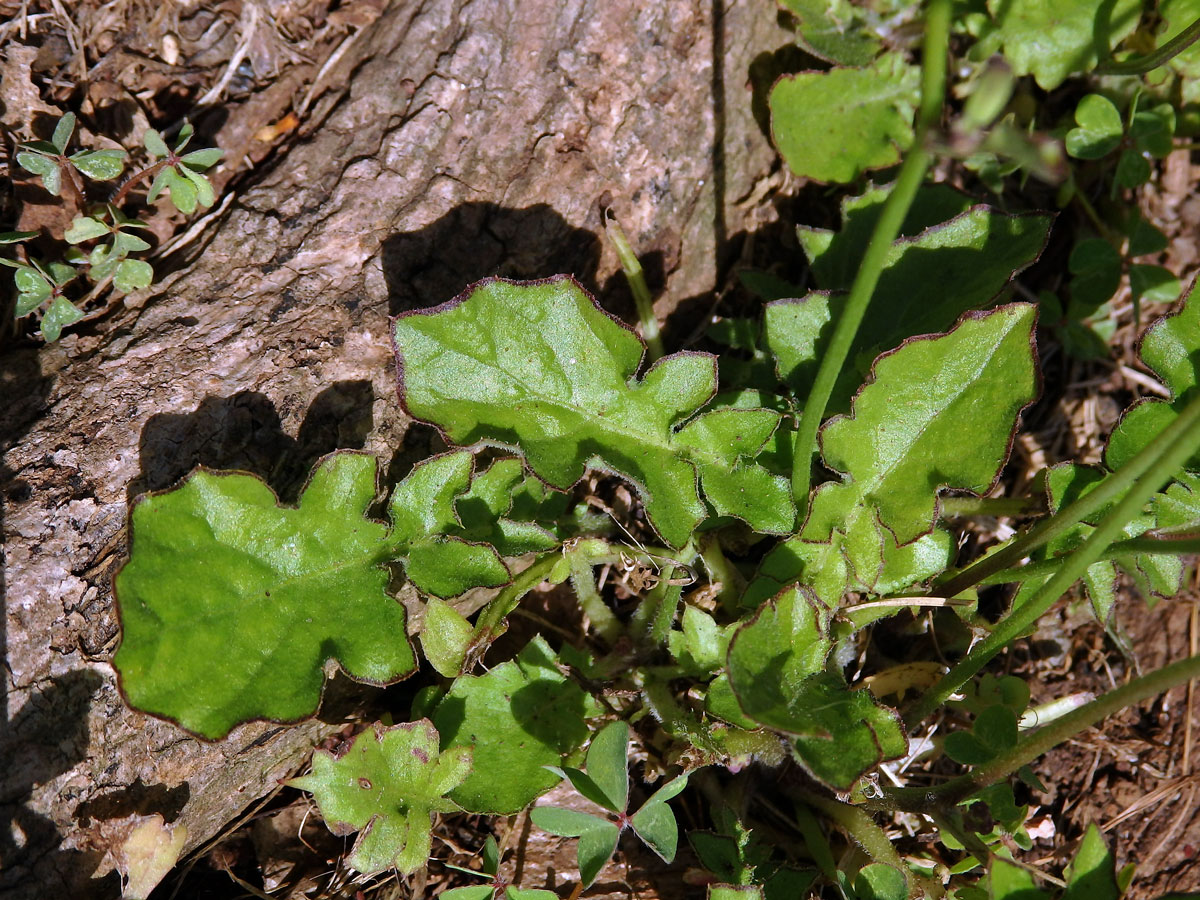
790;0;951;511
795;790;944;898
906;390;1200;727
605;212;664;361
939;495;1045;518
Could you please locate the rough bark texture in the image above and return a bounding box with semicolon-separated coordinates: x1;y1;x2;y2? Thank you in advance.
0;0;786;895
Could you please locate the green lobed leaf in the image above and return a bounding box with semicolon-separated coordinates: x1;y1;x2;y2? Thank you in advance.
451;457;558;556
421;597;474;677
768;206;1050;412
1107;282;1200;471
40;296;84;342
668;605;733;677
769;53;919;184
433;636;594;813
984;0;1142;90
811;304;1038;552
387;451;511;596
1065;95;1123;159
114;453;416;738
69;148;127;180
779;0;881;66
393;277;791;547
289;720;471;876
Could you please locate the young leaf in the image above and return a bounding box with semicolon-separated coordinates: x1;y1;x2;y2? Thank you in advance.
159;168;199;214
529;807;619;887
442;887;494;900
40;296;84;341
387;451;510;596
433;636;593;813
393;277;789;546
181;147;223;169
769;53;919;184
1065;95;1123;159
984;0;1142;90
289;720;471;876
114;452;416;739
668;605;732;677
421;597;475;677
1107;282;1200;471
180;165;215;208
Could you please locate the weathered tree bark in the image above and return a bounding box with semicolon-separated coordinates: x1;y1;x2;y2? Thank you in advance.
0;0;786;895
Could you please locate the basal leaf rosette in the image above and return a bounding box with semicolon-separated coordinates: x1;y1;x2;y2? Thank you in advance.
114;452;415;740
393;277;794;547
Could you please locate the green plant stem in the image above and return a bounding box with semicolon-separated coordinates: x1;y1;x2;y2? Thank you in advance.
794;790;943;898
939;495;1045;518
605;212;663;361
472;552;562;637
979;535;1200;586
906;390;1200;727
790;0;951;511
889;652;1200;811
1096;15;1200;74
937;400;1200;599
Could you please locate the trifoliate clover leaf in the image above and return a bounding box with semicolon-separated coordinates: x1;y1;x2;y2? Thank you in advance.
393;277;792;547
40;296;84;341
529;807;619;887
144;128;170;158
114;452;417;739
1065;94;1123;159
433;636;594;813
769;53;919;184
984;0;1142;90
69;148;126;181
289;720;471;876
1107;281;1200;471
16;150;63;196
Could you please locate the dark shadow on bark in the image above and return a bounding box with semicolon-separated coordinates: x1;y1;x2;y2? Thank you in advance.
0;670;117;899
129;380;375;504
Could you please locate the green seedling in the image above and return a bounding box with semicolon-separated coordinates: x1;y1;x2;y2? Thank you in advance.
530;722;689;887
